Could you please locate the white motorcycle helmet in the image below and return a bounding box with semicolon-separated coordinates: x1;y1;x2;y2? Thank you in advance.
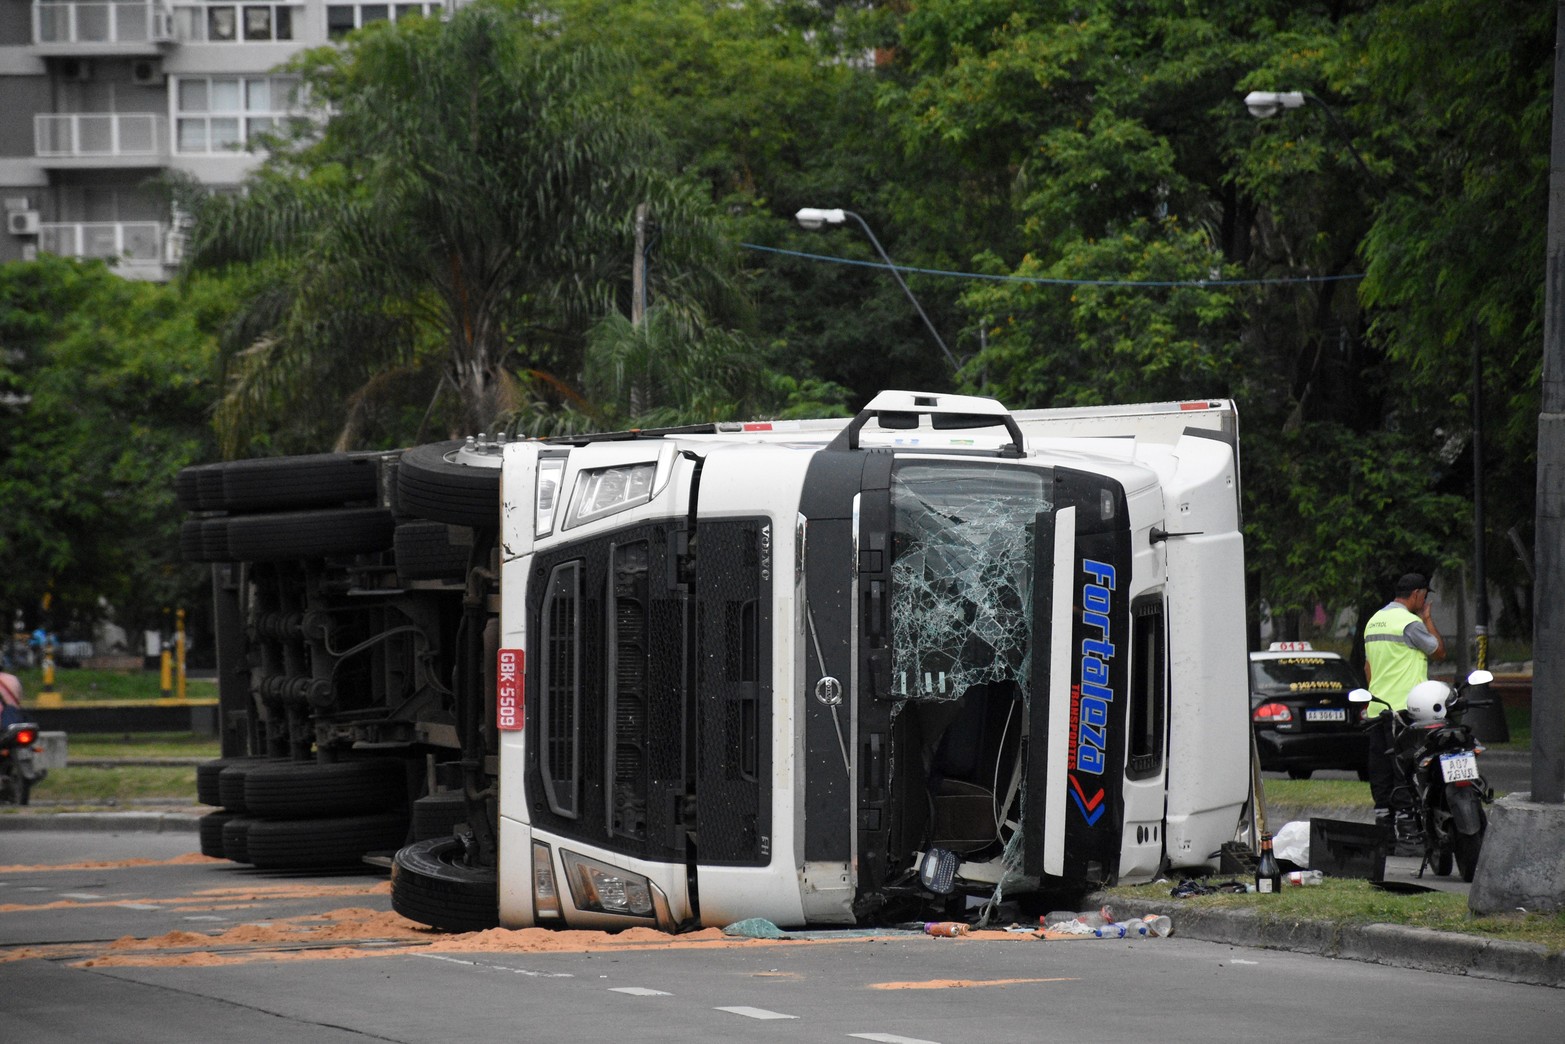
1405;679;1451;723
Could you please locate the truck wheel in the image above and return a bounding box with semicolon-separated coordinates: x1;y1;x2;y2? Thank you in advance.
243;759;407;819
394;520;473;582
391;836;499;932
217;453;380;513
246;812;411;869
198;811;237;858
217;762;260;813
396;441;501;529
225;507;395;561
176;462;228;512
411;791;470;841
197;757;261;806
222;815;257;863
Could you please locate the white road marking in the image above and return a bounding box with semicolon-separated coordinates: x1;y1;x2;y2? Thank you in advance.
716;1006;798;1020
116;903;161;910
850;1035;943;1044
182;915;227;922
60;892;105;899
609;987;671;996
1230;959;1259;965
411;952;574;978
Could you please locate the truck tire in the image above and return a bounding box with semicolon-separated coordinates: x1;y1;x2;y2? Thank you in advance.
179;518;231;563
394;520;473;582
176;462;228;512
217;762;260;812
198;811;237;858
197;757;261;806
246;812;410;869
396;441;501;529
225;507;395;562
222;815;258;863
411;791;470;841
218;453;380;513
391;836;499;932
243;759;407;819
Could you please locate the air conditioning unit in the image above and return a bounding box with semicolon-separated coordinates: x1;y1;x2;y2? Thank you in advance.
59;58;93;82
132;59;161;86
7;211;40;236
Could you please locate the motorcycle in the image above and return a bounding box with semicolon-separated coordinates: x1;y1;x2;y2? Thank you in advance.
1349;669;1496;883
0;721;47;805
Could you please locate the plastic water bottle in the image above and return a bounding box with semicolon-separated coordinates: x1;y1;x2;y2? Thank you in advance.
923;921;970;937
1121;918;1148;937
1286;869;1324;886
1145;914;1172;937
1093;922;1127;938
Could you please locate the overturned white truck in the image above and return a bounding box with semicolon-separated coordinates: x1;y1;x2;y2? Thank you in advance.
180;391;1251;931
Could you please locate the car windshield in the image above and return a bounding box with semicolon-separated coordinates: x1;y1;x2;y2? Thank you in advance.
1250;656;1360;694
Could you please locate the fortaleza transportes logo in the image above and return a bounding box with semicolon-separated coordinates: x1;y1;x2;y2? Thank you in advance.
1067;558;1116;825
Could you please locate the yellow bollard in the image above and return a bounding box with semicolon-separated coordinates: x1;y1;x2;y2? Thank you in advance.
37;645;62;708
160;644;172;698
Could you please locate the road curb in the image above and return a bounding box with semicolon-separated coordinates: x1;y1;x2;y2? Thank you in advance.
0;811;201;834
1095;894;1564;988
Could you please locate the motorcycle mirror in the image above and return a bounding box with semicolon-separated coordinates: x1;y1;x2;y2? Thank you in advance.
1348;687;1374;703
1466;669;1494;687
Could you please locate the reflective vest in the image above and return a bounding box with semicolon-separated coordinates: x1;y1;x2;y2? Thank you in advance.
1364;603;1426;711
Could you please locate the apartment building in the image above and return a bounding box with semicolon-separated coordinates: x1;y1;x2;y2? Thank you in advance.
0;0;450;279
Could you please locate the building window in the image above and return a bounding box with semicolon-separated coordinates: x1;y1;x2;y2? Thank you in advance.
173;3;296;43
175;76;298;154
327;2;442;40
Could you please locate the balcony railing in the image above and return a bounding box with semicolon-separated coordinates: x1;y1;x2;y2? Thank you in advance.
33;1;172;46
35;113;168;159
39;222;170;267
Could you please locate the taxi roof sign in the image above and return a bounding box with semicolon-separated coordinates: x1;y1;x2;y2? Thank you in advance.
1267;641;1314;651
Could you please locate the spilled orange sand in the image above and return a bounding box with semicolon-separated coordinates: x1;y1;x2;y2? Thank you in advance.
0;852;221;873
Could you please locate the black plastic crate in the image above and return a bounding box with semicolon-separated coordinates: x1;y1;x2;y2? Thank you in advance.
1309;817;1386;882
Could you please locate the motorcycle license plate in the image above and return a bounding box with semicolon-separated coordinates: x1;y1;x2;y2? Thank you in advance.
1440;751;1479;783
1305;708;1346;722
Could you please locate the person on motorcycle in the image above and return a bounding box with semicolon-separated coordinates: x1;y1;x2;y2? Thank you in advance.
0;670;23;730
1363;572;1446;849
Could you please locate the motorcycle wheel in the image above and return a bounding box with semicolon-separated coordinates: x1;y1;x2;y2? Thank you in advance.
1430;841;1454;877
1455;823;1485;882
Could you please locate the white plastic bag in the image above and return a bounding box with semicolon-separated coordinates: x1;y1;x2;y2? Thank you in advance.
1271;820;1310;866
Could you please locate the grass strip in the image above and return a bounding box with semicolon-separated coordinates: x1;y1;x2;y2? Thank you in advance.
1106;877;1565;954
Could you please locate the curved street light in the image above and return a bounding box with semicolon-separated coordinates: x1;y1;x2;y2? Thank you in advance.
795;207;959;373
1242;90;1378;186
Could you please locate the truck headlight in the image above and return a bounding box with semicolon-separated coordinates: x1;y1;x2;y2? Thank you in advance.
561;850;655;917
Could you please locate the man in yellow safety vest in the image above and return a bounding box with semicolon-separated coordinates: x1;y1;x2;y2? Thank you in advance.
1363;572;1446;847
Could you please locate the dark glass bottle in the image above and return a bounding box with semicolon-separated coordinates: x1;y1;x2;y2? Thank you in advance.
1255;834;1282;894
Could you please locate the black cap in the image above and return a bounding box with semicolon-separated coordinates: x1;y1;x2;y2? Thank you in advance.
1395;573;1433;597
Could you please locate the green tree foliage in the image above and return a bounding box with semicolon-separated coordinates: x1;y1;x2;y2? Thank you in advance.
0;257;220;638
186;4;751;453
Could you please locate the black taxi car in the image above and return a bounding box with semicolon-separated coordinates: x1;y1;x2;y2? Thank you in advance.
1249;642;1369;779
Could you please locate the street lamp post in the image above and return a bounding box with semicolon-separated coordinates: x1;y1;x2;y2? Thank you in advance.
1243;90;1379;186
795;207;960;372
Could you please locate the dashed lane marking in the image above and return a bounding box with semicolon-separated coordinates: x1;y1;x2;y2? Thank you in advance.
608;987;672;996
849;1035;943;1044
716;1006;799;1020
411;952;574;978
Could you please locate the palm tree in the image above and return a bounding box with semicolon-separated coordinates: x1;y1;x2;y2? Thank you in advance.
184;5;745;453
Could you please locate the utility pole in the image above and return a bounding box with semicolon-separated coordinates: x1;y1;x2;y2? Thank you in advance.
1469;0;1565;914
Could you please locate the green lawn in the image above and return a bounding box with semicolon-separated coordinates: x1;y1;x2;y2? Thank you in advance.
1106;876;1565;954
9;667;217;702
6;763;199;807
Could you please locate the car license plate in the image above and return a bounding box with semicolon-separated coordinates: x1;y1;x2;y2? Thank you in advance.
1304;708;1346;722
1440;751;1479;782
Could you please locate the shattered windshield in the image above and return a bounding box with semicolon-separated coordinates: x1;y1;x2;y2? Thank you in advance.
889;461;1052;703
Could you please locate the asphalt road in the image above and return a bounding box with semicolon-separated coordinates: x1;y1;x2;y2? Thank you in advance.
1;830;1561;1043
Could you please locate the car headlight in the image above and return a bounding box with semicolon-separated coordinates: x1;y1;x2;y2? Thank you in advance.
561;850;655;917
